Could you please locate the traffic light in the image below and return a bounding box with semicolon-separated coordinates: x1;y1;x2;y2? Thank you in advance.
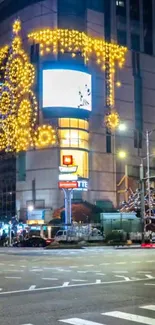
136;209;141;218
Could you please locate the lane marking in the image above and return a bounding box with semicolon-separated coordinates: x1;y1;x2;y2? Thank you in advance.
140;305;155;311
96;280;101;284
77;271;88;274
145;275;154;279
145;283;155;286
131;261;141;264
5;270;24;273
115;262;126;265
72;279;87;282
137;271;152;274
115;275;130;281
62;282;70;287
146;260;154;263
0;276;154;295
30;269;43;272
59;318;103;325
99;263;110;266
112;271;128;273
5;277;21;279
28;285;36;290
96;273;105;276
42;278;58;281
103;311;155;324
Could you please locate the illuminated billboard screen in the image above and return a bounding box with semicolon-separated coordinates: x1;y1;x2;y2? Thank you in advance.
43;69;92;111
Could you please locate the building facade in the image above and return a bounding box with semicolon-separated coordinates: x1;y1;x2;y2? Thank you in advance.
0;0;155;220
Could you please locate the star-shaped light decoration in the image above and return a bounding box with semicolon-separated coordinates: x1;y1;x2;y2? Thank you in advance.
12;19;21;35
104;110;120;131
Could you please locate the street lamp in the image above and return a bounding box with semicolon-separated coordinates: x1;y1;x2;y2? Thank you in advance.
27;205;34;212
118;150;127;159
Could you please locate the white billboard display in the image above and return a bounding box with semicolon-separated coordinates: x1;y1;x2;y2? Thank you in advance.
43;69;92;111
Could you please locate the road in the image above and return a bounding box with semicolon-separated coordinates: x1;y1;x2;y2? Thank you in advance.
0;247;155;325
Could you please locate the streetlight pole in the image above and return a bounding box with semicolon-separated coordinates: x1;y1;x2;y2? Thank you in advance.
140;159;145;243
146;130;151;218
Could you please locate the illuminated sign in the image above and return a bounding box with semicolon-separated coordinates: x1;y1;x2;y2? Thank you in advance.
43;69;92;111
59;174;78;181
58;181;78;189
63;155;73;165
59;166;78;173
73;180;88;191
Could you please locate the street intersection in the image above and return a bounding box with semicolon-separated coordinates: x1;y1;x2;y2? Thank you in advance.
0;247;155;324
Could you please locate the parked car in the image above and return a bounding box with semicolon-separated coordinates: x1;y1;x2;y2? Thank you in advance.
13;236;53;247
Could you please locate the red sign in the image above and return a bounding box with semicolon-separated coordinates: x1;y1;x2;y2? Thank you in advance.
63;155;73;166
58;181;78;189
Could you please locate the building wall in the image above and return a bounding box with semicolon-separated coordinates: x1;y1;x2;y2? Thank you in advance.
0;0;155;215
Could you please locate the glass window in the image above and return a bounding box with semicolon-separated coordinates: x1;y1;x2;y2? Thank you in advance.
131;34;140;51
116;0;126;17
87;0;104;12
130;0;140;21
106;130;111;153
59;129;89;149
143;0;153;55
70;118;78;128
60;149;89;178
59;118;89;130
59;118;70;128
117;30;127;46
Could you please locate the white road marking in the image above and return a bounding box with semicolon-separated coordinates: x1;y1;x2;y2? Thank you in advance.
72;279;87;282
140;305;155;311
69;266;78;268
30;269;43;272
112;271;128;273
42;278;58;281
132;261;141;264
62;282;70;287
96;273;105;276
115;275;130;281
137;271;152;274
145;283;155;286
77;271;88;274
146;260;154;263
115;262;126;265
28;285;36;290
5;277;21;279
103;311;155;324
20;266;26;268
0;276;153;295
145;274;154;279
59;318;103;325
96;280;101;284
5;270;24;273
9;264;15;267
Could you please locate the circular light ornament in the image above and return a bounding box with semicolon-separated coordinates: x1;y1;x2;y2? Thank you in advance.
35;125;57;148
104;110;120;131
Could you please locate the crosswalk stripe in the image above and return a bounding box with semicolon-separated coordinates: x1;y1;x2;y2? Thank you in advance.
140;305;155;311
59;318;104;325
103;311;155;324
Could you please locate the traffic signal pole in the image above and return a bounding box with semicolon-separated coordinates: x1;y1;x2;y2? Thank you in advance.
140;160;145;243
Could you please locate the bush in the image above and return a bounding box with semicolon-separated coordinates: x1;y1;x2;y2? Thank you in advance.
105;231;125;243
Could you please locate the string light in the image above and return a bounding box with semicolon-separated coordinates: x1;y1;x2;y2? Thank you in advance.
104;111;120;131
35;125;57;148
28;28;127;113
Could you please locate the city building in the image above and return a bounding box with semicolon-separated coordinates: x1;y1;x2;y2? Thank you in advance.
0;0;155;222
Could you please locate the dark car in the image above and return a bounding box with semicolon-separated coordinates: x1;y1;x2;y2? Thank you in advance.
13;236;53;248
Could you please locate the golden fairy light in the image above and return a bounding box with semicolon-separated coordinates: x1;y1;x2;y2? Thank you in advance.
104;111;120;131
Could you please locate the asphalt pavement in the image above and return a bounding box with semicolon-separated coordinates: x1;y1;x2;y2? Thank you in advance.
0;247;155;325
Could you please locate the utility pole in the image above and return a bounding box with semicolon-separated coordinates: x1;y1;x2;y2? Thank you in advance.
146;130;151;218
140;160;145;243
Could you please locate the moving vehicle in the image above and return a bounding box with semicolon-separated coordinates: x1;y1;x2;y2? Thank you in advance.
13;236;53;247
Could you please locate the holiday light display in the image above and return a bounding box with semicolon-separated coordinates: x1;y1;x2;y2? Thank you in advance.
0;20;57;152
104;110;120;131
28;28;127;110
